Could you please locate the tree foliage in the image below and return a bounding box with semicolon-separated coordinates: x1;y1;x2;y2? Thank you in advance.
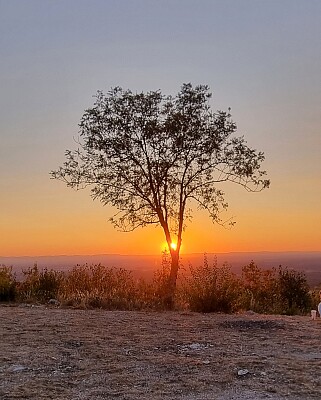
51;83;269;304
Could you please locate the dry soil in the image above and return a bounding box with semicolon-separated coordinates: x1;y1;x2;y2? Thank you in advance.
1;305;321;399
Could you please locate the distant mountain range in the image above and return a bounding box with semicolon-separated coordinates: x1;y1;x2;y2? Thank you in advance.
1;251;321;285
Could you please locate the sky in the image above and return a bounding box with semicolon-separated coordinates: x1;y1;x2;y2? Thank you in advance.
1;0;320;257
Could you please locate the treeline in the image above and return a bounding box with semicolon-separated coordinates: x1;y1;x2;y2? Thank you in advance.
0;256;319;314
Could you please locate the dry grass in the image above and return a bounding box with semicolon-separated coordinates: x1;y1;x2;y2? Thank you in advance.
3;260;312;314
1;305;321;399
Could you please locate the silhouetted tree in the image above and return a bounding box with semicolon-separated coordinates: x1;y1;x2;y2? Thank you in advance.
51;83;269;307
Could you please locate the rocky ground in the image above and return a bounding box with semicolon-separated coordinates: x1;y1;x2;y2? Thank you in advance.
1;304;321;399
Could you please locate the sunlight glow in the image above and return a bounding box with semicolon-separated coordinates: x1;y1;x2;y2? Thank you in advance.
160;242;178;252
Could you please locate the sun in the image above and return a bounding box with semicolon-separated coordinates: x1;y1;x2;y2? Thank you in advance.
160;241;178;252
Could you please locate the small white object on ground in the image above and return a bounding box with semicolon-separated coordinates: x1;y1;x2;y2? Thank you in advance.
238;369;249;376
311;310;317;320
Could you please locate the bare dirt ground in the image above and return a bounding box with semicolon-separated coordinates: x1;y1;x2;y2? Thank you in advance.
1;305;321;400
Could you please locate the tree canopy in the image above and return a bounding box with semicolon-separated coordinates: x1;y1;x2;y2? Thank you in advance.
51;83;270;305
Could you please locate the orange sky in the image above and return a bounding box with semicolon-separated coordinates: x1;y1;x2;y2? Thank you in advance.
2;171;320;257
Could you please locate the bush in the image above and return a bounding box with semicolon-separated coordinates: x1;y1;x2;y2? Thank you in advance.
135;251;180;310
240;262;280;314
59;264;138;309
240;262;312;315
19;265;63;302
277;266;311;315
0;266;17;301
182;256;241;313
310;286;321;311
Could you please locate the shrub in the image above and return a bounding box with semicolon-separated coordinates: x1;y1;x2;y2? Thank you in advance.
0;266;17;302
310;286;321;311
277;266;311;315
19;265;63;302
240;262;280;314
240;262;312;315
59;264;138;309
182;256;241;313
136;251;179;310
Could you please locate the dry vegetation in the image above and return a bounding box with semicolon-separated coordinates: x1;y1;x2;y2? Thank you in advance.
0;257;317;314
1;305;321;400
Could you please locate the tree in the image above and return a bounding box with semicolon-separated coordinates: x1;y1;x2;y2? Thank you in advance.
51;83;269;307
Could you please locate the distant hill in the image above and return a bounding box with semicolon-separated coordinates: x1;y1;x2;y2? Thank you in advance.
1;251;321;285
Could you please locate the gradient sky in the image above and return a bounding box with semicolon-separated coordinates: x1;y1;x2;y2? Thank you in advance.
1;0;320;257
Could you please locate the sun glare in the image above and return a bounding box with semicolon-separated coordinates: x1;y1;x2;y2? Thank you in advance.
161;241;179;253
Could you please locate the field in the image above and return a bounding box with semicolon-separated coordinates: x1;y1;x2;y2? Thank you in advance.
1;305;321;399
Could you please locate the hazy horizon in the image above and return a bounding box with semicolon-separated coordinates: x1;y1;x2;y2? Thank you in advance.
2;249;321;258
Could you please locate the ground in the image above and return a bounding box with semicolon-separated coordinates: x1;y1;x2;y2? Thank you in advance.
1;305;321;399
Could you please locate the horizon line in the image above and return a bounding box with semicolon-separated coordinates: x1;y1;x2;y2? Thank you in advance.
1;250;321;259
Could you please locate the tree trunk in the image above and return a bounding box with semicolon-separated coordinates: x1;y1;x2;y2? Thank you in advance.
164;250;180;309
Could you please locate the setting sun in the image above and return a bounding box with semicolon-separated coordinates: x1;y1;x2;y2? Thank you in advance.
161;241;178;252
